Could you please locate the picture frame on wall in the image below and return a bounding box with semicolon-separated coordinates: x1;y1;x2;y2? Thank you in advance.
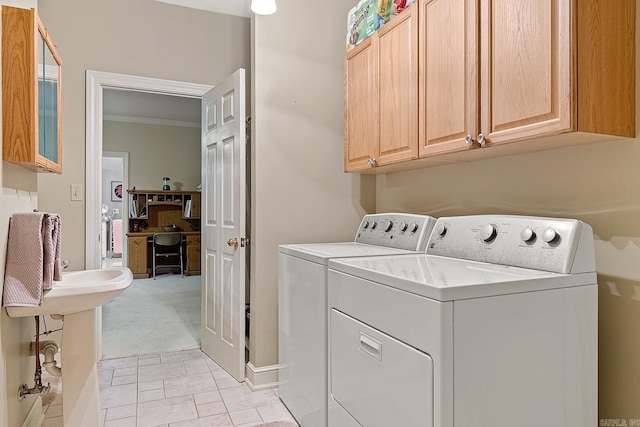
111;181;123;201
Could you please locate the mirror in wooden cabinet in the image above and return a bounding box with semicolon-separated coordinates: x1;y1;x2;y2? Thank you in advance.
37;17;62;169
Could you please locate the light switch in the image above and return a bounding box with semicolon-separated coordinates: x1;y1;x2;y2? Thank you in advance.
70;184;83;201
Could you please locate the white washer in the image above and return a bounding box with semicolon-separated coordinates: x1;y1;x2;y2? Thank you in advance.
328;215;598;427
278;213;437;427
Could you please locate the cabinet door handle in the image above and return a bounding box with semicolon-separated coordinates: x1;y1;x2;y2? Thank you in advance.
367;157;377;166
465;135;474;145
477;133;486;146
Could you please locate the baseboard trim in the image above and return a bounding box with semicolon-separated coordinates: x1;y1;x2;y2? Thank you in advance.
245;362;280;390
22;396;45;427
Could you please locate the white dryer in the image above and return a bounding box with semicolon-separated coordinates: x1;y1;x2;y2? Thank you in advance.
278;213;437;427
328;215;598;427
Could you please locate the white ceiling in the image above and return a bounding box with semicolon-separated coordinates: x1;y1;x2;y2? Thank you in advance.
154;0;252;18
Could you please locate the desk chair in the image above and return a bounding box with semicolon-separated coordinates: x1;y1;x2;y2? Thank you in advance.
152;233;184;279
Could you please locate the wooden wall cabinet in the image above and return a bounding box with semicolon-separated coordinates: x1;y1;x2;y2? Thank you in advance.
420;0;635;159
345;0;635;172
2;6;63;173
344;3;418;172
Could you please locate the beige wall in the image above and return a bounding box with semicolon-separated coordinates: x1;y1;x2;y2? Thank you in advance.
1;1;42;425
251;0;376;368
36;0;250;270
104;121;201;192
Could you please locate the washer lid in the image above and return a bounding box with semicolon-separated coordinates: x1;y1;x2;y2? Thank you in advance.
329;254;597;301
279;242;416;265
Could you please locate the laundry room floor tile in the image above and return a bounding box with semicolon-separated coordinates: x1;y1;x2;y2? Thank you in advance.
90;350;298;426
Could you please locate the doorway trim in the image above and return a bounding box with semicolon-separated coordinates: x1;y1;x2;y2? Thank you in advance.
86;70;212;357
102;151;129;266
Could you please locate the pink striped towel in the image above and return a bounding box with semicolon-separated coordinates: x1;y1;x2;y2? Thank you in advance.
2;212;62;307
43;214;62;288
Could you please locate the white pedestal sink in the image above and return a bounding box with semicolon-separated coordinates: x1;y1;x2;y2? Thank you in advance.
5;267;133;426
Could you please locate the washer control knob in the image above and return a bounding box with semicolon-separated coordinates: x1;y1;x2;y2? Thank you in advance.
371;222;377;230
436;224;447;237
480;224;497;242
409;223;419;233
542;228;559;243
520;228;536;243
363;220;370;229
400;222;408;232
382;220;393;232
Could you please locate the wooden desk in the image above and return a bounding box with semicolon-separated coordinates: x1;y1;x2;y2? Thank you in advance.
127;231;201;279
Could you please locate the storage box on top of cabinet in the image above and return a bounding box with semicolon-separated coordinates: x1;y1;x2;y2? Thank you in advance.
345;0;636;173
2;6;63;173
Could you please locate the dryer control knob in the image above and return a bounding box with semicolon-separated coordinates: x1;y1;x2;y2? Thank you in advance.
436;224;447;237
400;222;408;232
542;228;559;243
409;223;419;233
371;222;377;230
480;224;497;242
520;228;536;243
382;221;393;232
363;220;370;229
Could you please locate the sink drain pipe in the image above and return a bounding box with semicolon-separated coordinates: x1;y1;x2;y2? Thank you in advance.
41;341;62;377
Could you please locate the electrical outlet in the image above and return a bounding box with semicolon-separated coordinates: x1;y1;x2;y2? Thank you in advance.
70;184;83;201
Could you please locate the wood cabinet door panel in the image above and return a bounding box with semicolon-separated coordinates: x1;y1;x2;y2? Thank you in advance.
128;237;148;275
377;6;418;165
345;37;379;171
480;0;572;145
187;245;201;273
420;0;478;156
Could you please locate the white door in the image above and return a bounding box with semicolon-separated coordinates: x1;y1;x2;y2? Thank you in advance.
201;69;247;381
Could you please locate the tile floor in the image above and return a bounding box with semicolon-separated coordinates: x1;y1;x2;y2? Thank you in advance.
41;349;298;427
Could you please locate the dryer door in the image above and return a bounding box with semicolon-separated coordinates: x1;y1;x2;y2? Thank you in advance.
330;309;434;426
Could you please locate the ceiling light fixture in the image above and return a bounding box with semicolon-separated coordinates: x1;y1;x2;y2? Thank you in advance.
251;0;277;15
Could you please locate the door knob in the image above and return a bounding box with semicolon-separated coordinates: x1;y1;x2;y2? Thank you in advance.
227;238;238;248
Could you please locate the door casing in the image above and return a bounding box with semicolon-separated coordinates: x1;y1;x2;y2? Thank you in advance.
85;70;212;358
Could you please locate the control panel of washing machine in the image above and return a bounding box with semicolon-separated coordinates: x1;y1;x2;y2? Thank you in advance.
354;213;436;251
426;215;596;274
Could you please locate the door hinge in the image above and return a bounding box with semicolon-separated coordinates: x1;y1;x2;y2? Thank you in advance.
241;238;250;247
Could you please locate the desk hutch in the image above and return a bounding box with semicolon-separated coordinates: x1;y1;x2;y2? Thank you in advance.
126;190;201;279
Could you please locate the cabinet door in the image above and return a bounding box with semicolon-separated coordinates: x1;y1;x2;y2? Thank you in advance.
480;0;572;145
419;0;478;156
128;236;148;277
186;235;201;274
345;36;379;171
377;5;419;166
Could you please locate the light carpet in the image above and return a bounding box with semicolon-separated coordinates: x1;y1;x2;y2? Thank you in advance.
102;274;201;359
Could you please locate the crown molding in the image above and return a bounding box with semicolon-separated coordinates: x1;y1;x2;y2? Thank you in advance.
103;114;200;128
